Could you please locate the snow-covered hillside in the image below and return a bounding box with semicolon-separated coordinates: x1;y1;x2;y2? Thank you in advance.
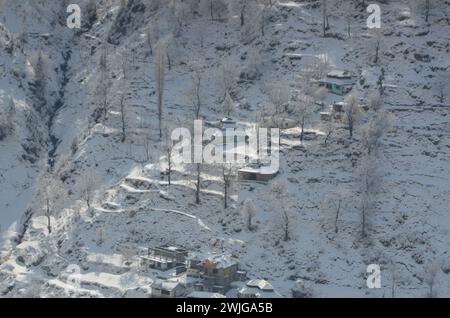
0;0;449;298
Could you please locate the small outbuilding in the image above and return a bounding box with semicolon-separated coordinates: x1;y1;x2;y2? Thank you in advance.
261;116;297;129
187;291;226;298
238;166;278;182
317;70;354;96
151;280;186;298
237;279;282;298
320;112;332;122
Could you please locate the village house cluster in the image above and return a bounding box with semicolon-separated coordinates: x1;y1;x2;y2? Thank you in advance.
141;245;282;298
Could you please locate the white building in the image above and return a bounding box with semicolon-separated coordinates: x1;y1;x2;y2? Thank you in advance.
237;279;282;298
151;280;186;298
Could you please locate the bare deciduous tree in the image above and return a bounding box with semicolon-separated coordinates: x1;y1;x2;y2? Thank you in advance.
85;0;98;29
39;174;66;234
268;81;290;118
370;29;384;65
270;180;291;241
96;228;104;246
77;173;99;209
292;95;314;142
119;92;126;142
219;61;236;102
377;67;386;96
188;61;205;119
417;0;432;23
195;163;202;204
361;110;394;155
390;260;398;298
323;117;335;146
425;0;431;22
95;45;109;121
343;94;360;139
222;163;235;209
0;97;16;140
368;91;383;112
164;131;175;185
121;50;128;80
145;24;157;58
142;131;152;162
223;92;236;117
155;38;168;139
241;198;257;230
424;261;440;298
436;72;449;104
321;188;348;233
31;51;48;116
356;155;382;238
321;0;330;37
238;0;247;26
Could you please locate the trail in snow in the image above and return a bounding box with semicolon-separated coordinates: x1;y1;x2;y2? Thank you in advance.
145;207;212;232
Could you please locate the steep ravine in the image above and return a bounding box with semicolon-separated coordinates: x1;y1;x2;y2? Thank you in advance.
47;46;72;168
14;43;73;246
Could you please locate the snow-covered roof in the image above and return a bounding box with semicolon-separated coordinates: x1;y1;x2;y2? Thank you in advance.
165;246;180;251
157;245;187;252
190;253;238;269
327;70;352;79
221;117;236;123
141;255;175;263
205;254;237;269
151;280;183;292
187;291;226;298
233;279;283;298
239;166;279;175
246;279;274;291
237;286;282;298
318;77;354;86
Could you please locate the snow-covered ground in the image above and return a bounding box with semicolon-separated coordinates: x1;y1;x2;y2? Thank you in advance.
0;0;449;298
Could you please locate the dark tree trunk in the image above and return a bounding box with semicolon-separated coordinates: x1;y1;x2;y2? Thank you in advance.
46;198;51;234
324;131;332;145
168;159;171;185
224;183;228;209
335;200;341;233
196;163;201;204
362;204;366;238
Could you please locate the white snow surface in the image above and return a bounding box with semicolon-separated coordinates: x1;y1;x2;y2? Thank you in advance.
0;0;449;298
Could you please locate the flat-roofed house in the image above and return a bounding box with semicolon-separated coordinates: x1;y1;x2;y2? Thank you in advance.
187;291;226;298
141;245;188;271
151;280;186;298
317;70;354;96
238;166;278;182
237;279;283;298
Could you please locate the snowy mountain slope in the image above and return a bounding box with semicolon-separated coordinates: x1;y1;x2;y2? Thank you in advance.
0;0;449;297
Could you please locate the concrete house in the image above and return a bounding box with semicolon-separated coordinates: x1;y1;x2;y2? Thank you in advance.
238;166;278;182
221;117;237;130
151;280;186;298
261;116;297;129
187;254;241;293
141;245;188;271
237;279;282;298
187;291;226;298
320;112;332;122
317;70;354;96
